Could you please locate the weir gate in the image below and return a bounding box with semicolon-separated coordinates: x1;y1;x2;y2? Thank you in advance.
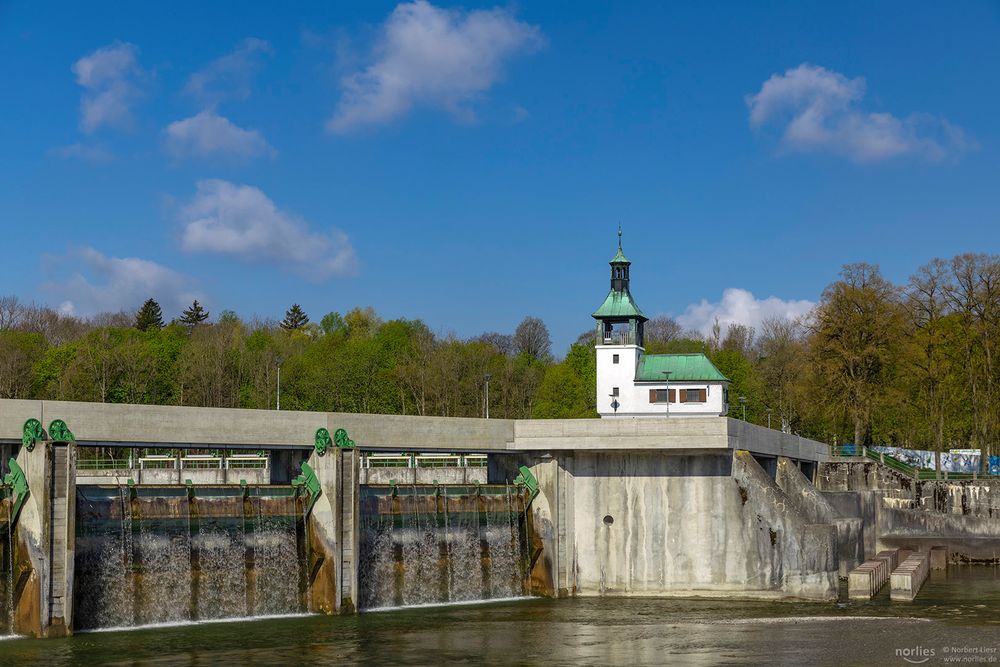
2;398;840;637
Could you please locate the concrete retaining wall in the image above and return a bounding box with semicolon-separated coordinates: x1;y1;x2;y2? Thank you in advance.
511;449;840;600
776;457;864;575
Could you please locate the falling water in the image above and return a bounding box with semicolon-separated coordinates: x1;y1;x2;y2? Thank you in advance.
74;484;307;631
249;491;301;616
192;492;247;620
136;493;192;625
358;485;529;610
1;489;12;637
74;486;136;629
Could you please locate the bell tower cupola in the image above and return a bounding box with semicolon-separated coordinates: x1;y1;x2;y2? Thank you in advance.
592;227;647;347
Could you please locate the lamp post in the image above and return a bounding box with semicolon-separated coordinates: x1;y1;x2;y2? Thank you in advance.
766;408;772;429
661;370;672;418
738;395;747;421
276;364;281;411
484;373;492;419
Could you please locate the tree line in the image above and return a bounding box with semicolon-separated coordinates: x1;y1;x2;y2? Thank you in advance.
1;252;998;469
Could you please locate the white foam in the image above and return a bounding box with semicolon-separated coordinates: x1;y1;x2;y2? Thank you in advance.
78;612;314;634
713;616;931;625
364;596;533;613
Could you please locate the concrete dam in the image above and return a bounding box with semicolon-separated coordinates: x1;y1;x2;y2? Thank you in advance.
0;398;993;638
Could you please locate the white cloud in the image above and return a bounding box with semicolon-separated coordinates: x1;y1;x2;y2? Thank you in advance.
185;37;273;105
165;110;274;159
327;0;544;133
677;288;815;336
178;180;357;279
49;143;113;163
43;247;200;317
72;42;145;133
746;63;973;162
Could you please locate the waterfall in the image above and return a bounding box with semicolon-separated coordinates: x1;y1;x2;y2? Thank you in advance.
136;493;192;625
1;490;12;636
74;484;307;631
359;484;529;610
249;491;301;616
192;493;247;620
74;486;136;629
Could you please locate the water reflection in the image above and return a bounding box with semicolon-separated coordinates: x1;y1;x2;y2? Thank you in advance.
5;565;1000;666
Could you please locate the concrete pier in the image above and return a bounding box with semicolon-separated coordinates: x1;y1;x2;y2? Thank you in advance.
890;553;929;601
929;545;949;570
847;550;896;599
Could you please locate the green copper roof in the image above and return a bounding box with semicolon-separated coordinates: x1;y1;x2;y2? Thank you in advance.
592;289;647;319
611;245;630;264
635;353;729;382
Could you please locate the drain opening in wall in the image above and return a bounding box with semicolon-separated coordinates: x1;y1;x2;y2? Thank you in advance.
603;515;614;526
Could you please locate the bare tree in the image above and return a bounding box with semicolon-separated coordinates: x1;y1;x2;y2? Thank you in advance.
0;296;24;330
645;316;682;345
475;331;515;356
514;316;551;360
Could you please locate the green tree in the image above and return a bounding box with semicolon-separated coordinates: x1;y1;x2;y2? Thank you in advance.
0;331;47;398
180;300;210;327
134;298;164;331
533;343;597;418
808;263;904;444
280;304;310;330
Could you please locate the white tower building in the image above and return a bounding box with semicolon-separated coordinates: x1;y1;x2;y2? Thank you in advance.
592;231;730;418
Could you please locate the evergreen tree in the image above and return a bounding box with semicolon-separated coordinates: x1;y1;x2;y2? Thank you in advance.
281;303;310;330
179;300;209;327
134;298;164;331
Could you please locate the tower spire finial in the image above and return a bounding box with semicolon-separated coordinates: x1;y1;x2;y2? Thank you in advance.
617;223;622;249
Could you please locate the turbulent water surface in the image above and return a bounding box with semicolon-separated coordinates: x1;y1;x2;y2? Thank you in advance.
6;566;1000;665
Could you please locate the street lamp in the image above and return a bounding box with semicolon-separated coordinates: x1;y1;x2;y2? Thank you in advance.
766;408;773;429
738;395;747;421
609;393;620;415
276;364;281;411
484;373;492;419
661;370;672;418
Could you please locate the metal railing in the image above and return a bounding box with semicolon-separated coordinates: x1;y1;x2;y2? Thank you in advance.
362;453;490;469
602;330;634;345
832;444;985;479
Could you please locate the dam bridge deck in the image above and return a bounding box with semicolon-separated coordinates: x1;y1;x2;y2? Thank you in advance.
0;399;829;463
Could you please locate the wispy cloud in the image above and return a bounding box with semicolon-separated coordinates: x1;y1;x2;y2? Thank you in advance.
72;42;145;133
677;288;815;336
43;247;200;317
185;37;273;105
327;0;544;133
746;63;974;162
165;110;274;159
49;143;113;164
177;179;357;279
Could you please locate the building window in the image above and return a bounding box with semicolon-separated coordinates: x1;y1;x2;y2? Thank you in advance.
649;388;675;403
682;388;707;403
612;354;619;364
612;387;619;397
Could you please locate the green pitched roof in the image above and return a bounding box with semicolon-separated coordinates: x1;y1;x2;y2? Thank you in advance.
611;245;630;264
592;289;647;319
635;353;729;382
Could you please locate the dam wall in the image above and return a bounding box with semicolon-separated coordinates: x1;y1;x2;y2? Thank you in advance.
494;449;843;600
817;459;1000;563
0;398;846;636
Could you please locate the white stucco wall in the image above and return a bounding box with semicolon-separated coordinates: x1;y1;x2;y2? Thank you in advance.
596;344;728;418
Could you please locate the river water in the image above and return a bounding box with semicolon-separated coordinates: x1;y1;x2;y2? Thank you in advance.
4;565;1000;666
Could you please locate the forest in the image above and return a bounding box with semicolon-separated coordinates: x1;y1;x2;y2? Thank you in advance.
2;252;999;464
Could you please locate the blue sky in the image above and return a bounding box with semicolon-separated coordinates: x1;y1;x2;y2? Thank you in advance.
2;1;999;352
